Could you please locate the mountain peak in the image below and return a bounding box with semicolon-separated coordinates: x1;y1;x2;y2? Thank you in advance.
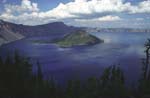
47;21;66;26
51;21;64;24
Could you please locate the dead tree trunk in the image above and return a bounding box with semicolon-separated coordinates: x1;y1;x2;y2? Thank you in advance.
143;39;150;80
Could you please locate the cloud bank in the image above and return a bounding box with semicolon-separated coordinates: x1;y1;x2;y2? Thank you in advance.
0;0;150;28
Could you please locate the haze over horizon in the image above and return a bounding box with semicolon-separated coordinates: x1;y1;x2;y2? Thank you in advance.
0;0;150;28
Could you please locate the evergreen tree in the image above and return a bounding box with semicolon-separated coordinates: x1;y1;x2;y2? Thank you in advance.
139;39;150;97
66;80;74;98
100;65;127;98
0;52;34;98
34;61;44;98
37;61;43;84
0;56;3;67
49;76;57;98
0;56;4;97
85;77;98;98
73;80;81;98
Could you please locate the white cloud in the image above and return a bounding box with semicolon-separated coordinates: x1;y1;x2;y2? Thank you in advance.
98;15;121;21
0;0;150;26
73;15;122;27
48;0;150;16
4;0;39;14
75;15;121;22
43;3;78;19
132;0;150;13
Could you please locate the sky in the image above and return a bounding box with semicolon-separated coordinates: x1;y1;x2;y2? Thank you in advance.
0;0;150;28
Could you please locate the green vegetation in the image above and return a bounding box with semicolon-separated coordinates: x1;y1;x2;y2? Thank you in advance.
55;30;104;47
0;51;58;98
0;39;150;98
30;40;52;44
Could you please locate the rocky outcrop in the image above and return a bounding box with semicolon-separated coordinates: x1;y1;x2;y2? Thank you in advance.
55;30;104;47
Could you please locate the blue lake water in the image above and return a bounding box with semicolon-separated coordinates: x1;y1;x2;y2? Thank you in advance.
0;32;150;86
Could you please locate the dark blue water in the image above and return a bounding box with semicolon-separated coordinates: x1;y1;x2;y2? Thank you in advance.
0;32;150;86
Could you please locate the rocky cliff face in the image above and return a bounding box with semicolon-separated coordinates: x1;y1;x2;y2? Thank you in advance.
0;20;24;46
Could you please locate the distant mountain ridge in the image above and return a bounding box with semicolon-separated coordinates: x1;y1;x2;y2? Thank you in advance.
85;27;150;33
0;20;79;46
0;20;78;37
0;19;150;46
